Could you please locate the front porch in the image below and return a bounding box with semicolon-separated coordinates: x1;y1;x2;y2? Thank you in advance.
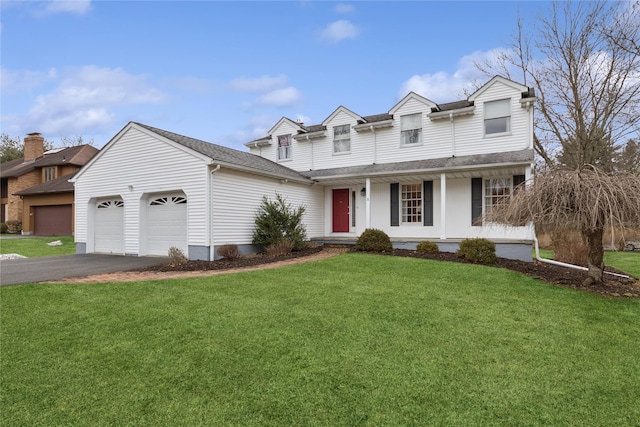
311;237;533;262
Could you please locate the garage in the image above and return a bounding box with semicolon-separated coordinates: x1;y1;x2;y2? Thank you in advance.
34;205;72;236
94;199;124;254
145;194;188;256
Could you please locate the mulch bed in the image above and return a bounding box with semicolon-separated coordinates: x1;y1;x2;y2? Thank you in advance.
142;245;639;298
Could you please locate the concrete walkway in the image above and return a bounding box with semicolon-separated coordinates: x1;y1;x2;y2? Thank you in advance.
0;254;168;286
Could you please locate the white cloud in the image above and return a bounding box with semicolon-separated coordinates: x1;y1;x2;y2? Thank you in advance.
24;66;165;134
255;87;303;107
398;49;512;103
335;4;354;14
0;67;57;94
228;74;289;93
319;20;359;43
33;0;92;16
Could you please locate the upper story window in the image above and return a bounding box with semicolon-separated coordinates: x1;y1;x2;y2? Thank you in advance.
333;125;351;154
277;134;292;160
401;113;422;145
43;167;56;182
401;183;422;223
484;178;512;213
484;99;511;135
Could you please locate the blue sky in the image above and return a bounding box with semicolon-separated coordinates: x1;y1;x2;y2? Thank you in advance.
1;1;547;150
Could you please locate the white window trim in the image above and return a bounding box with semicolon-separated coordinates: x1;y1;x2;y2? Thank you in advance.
483;177;512;214
483;99;512;138
400;183;423;224
400;113;423;146
277;134;292;161
333;124;351;155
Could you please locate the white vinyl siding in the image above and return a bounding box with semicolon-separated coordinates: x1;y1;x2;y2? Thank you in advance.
74;126;210;256
211;169;324;246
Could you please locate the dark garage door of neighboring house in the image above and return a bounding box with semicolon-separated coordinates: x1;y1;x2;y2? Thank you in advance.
34;205;72;236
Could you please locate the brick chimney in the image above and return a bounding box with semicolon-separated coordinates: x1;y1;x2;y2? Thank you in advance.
24;132;44;162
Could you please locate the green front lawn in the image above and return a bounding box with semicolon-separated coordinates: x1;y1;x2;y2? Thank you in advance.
0;235;75;258
2;253;639;426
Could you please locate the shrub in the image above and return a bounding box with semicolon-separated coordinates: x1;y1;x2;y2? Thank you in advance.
265;239;294;257
550;229;588;265
355;228;393;252
416;241;439;254
456;238;497;264
217;244;241;260
6;220;21;234
0;223;7;234
167;246;188;265
252;193;307;251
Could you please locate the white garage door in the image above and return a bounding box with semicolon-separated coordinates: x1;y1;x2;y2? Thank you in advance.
146;195;188;256
94;199;124;254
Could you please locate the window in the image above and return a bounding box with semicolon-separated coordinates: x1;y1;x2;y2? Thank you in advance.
43;167;56;182
401;113;422;145
277;134;292;160
333;125;350;153
401;183;422;223
484;178;512;212
484;99;511;135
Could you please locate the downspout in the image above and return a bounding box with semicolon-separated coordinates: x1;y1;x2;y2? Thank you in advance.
253;143;262;157
370;125;377;164
209;164;221;260
532;230;630;279
449;113;456;157
306;136;314;170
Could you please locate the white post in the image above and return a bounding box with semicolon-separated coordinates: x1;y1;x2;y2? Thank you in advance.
365;177;371;229
440;173;447;240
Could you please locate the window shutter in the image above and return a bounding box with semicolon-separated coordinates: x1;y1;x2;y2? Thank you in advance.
390;183;399;227
423;181;433;226
471;178;483;226
513;174;525;194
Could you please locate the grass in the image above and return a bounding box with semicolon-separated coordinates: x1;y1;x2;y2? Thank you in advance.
1;253;639;426
0;235;75;258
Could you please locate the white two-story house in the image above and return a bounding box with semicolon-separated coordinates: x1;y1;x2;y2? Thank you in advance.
72;76;536;261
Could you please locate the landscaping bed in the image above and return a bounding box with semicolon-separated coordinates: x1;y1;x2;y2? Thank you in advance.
142;245;640;298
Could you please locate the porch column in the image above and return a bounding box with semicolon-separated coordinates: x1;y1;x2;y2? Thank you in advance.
365;177;371;228
440;173;447;240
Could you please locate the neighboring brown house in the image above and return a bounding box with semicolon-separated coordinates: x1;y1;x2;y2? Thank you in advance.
0;133;98;235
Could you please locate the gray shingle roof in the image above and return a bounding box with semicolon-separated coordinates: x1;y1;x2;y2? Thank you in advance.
303;149;534;179
1;145;97;178
134;123;313;183
14;173;75;196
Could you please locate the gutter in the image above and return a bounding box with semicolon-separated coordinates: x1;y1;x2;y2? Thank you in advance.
532;233;630;279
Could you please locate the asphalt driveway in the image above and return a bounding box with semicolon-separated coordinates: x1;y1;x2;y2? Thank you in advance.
0;254;168;286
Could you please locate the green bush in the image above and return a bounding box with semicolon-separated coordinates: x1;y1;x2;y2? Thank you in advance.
456;238;497;264
416;241;439;254
355;228;393;252
0;223;7;234
252;193;307;251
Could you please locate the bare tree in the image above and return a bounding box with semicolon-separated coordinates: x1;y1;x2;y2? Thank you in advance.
476;1;640;168
476;1;640;284
57;135;95;148
488;168;640;284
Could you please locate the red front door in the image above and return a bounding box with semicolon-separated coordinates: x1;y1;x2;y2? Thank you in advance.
332;189;350;232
